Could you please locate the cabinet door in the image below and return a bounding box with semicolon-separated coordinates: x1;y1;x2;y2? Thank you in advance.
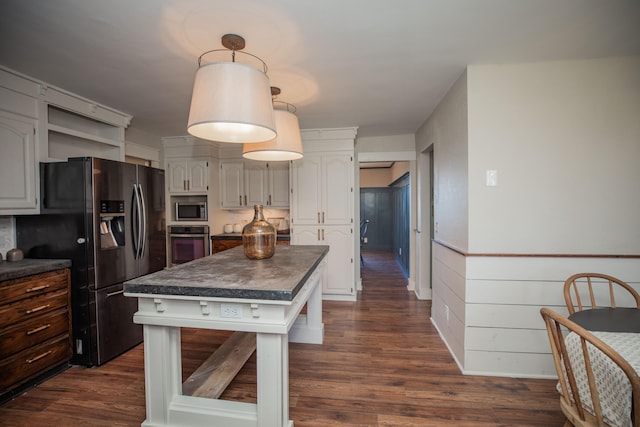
244;160;267;207
167;161;188;193
220;162;244;208
291;226;320;246
291;156;322;225
187;160;209;193
323;225;355;296
0;112;37;212
291;225;354;297
322;154;353;225
267;162;290;208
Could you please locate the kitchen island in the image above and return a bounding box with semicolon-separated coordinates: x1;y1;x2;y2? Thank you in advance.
123;244;328;427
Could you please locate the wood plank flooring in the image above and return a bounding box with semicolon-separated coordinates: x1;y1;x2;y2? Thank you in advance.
0;250;565;426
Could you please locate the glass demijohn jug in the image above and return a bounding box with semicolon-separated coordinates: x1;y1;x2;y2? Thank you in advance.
242;204;276;259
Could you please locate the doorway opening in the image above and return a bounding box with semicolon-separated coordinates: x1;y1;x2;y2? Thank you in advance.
359;161;410;279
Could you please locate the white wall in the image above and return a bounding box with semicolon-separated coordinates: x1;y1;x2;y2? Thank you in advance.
360;168;392;188
416;70;469;252
467;56;640;254
356;134;415;155
416;70;469;365
421;56;640;378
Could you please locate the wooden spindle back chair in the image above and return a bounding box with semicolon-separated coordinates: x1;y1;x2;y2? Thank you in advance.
563;273;640;315
540;307;640;427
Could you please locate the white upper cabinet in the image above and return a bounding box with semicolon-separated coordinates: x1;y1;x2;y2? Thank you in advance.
0;111;37;213
220;161;244;208
291;152;353;225
244;161;268;207
290;155;322;224
267;162;290;208
219;160;289;209
168;159;209;194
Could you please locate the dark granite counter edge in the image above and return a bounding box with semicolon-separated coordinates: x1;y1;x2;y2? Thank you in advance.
287;247;328;300
0;259;72;282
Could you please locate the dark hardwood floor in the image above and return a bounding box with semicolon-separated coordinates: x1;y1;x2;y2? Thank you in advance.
0;250;564;426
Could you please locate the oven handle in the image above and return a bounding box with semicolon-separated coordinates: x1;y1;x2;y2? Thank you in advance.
170;234;209;238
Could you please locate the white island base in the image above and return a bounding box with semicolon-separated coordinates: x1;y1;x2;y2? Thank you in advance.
124;246;328;427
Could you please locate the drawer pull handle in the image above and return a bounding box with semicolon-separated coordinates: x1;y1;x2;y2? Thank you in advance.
26;304;50;314
26;350;52;364
27;324;51;335
26;285;49;293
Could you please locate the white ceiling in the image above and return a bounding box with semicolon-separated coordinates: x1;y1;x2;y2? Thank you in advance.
1;0;639;143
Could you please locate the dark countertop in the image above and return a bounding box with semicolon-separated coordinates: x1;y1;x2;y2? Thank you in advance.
0;258;72;282
212;232;290;241
124;245;328;301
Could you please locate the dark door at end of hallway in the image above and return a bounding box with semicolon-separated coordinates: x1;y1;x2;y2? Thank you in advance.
360;188;393;251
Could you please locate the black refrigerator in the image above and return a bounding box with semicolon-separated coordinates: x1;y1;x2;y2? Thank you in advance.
16;157;166;366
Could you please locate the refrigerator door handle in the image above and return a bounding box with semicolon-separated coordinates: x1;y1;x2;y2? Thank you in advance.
131;184;137;257
138;184;147;259
132;184;142;259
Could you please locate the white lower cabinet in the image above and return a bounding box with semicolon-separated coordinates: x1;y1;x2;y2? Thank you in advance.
292;225;354;298
0;111;38;213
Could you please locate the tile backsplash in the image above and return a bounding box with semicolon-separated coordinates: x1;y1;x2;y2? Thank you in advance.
0;217;15;256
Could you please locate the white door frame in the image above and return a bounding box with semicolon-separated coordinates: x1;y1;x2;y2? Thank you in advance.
414;146;433;300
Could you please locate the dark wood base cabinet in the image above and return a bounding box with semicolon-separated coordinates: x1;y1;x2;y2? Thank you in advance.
0;269;72;401
212;235;290;254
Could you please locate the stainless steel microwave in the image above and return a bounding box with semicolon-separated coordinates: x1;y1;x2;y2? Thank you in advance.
175;202;207;221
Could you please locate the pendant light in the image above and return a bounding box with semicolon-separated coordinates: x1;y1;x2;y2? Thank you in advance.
242;87;303;161
187;34;276;143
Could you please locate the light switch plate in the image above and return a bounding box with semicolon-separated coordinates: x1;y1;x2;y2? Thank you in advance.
486;170;498;186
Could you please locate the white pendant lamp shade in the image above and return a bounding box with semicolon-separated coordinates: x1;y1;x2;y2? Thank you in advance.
187;61;276;143
242;108;303;161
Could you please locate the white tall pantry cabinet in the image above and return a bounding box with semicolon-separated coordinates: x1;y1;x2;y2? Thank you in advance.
290;128;358;300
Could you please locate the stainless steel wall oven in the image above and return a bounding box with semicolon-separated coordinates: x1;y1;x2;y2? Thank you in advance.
169;225;210;266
